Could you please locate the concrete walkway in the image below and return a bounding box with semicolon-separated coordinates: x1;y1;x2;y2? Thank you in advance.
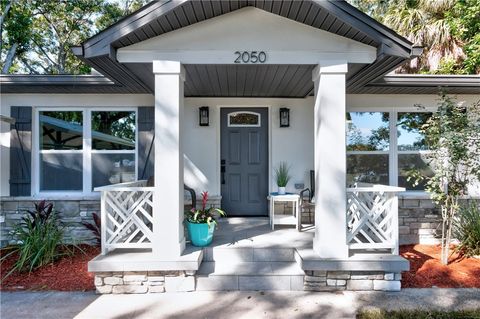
1;289;479;319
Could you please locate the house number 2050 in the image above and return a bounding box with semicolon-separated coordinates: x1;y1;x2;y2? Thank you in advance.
234;51;267;64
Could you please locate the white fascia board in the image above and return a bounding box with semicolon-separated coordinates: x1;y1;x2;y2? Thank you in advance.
117;7;376;65
118;50;376;64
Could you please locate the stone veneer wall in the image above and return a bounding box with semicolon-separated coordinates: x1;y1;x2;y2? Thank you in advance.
92;270;401;294
0;197;221;248
304;271;402;292
398;197;442;245
94;271;196;294
0;198;99;247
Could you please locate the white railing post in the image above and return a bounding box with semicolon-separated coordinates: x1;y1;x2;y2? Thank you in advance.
100;190;107;255
391;195;399;255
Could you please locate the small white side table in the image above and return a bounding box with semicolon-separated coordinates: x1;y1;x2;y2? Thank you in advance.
267;193;300;231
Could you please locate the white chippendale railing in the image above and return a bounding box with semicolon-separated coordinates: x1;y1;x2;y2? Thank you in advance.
346;184;405;255
95;180;154;255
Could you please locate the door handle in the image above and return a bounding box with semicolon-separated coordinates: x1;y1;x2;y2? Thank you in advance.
221;159;226;184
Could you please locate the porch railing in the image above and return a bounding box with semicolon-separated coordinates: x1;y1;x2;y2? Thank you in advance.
95;180;154;255
346;184;405;255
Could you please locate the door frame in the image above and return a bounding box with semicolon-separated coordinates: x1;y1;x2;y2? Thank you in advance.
217;105;272;207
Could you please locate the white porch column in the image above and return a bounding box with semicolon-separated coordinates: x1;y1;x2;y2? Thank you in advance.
152;60;186;259
312;62;349;259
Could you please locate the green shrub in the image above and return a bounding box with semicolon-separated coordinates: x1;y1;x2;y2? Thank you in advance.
1;201;69;277
454;202;480;257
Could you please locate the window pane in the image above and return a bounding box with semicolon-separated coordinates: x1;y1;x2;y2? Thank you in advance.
347;154;389;186
346;112;389;151
92;111;135;150
40;111;83;150
92;153;135;188
40;153;82;191
397;112;432;151
228;112;260;126
398;153;434;190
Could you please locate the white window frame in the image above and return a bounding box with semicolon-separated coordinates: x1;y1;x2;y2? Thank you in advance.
346;106;437;195
227;111;261;127
346;109;391;186
32;107;138;197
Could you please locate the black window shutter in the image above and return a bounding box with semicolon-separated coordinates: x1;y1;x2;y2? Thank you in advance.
137;107;155;180
9;106;32;196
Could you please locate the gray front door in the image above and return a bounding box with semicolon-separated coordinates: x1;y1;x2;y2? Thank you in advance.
220;108;268;216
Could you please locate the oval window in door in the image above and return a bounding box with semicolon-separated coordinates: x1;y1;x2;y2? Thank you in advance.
228;111;261;127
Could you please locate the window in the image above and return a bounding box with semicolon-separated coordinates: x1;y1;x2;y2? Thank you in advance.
39;111;83;191
36;108;137;195
397;112;434;190
228;111;260;127
346;112;390;186
346;109;435;192
91;111;136;189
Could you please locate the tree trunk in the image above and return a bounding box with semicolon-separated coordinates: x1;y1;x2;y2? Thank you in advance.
2;43;18;74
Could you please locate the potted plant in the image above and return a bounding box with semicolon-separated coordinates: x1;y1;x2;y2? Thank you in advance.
274;162;291;195
185;191;226;247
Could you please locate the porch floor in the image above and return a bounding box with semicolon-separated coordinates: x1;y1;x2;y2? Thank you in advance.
89;217;408;275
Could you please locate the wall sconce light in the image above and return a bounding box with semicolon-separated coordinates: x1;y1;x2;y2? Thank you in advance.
199;106;209;126
279;108;290;127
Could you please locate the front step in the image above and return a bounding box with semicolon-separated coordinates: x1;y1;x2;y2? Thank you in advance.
196;261;305;291
203;247;296;262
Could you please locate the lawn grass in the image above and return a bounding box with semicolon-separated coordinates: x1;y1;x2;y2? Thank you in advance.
357;308;480;319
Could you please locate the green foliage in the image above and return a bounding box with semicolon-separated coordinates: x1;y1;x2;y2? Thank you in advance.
409;94;480;264
1;0;151;74
454;202;480;257
348;0;480;74
0;201;68;279
185;192;226;227
274;162;291;187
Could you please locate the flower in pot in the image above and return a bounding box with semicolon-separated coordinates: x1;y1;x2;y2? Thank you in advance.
185;191;226;247
274;162;291;195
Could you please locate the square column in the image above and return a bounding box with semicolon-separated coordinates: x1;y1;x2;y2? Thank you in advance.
152;60;186;259
312;62;349;259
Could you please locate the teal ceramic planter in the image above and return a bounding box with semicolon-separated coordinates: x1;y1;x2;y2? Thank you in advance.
186;221;216;247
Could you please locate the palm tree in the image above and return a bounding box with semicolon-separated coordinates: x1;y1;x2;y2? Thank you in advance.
352;0;465;73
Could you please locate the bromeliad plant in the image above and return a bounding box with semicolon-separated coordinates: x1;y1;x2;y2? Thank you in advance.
185;191;226;227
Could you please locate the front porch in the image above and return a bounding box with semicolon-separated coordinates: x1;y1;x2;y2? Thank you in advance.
89;183;409;293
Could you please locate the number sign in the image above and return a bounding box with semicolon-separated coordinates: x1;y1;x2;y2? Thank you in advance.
234;51;267;64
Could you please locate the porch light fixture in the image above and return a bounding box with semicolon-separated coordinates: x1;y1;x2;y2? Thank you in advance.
279;108;290;127
199;106;209;126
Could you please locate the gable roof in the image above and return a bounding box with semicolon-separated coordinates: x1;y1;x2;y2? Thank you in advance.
4;1;477;96
70;0;419;95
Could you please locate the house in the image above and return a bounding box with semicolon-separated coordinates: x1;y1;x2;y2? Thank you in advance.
1;0;479;293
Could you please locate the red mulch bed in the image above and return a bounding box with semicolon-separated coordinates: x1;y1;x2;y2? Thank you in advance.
401;244;480;288
1;244;479;291
0;245;99;291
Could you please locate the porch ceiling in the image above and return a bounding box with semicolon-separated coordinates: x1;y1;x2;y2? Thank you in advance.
126;63;319;98
125;63;372;98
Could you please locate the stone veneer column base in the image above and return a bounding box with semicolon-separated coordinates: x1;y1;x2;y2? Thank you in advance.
94;271;196;294
303;270;401;292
